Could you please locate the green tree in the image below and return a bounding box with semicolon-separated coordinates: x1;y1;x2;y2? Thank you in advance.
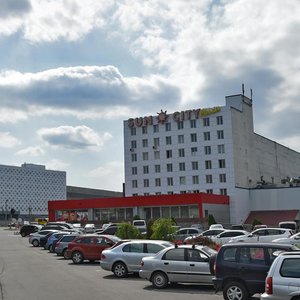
252;218;262;229
133;215;141;220
208;214;217;227
150;218;176;241
116;222;142;239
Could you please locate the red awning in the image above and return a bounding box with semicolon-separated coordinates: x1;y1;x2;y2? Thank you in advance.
244;210;299;226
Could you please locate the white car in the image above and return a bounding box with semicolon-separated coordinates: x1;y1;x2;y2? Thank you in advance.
272;232;300;248
229;228;293;243
28;229;58;247
210;230;249;245
209;224;224;230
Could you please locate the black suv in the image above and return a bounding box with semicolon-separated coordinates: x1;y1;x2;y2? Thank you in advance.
212;242;299;300
20;224;42;237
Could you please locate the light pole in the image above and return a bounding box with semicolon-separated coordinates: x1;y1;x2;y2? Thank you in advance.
5;200;8;226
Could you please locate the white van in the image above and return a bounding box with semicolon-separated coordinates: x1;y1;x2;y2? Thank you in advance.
132;220;147;233
279;221;297;232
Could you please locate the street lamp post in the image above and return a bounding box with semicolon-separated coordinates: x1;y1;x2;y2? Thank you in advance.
5;200;8;226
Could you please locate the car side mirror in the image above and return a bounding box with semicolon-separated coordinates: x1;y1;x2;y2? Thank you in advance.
203;257;209;262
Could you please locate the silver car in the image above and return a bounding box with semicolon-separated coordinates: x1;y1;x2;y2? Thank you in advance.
55;233;80;258
28;230;58;247
139;244;216;288
100;239;173;278
261;251;300;300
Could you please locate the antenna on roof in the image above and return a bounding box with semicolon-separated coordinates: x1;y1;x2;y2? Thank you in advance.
242;83;245;96
250;88;253;100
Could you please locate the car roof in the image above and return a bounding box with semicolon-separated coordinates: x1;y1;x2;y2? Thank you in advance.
221;242;296;248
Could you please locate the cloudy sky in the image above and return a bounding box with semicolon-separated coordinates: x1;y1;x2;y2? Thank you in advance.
0;0;299;192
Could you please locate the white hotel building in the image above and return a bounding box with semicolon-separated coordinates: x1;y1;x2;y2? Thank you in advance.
0;163;66;219
124;94;300;223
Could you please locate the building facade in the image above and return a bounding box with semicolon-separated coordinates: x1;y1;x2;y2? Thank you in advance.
0;163;66;221
124;94;300;223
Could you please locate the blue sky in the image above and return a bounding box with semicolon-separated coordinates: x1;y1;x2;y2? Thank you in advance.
0;0;299;192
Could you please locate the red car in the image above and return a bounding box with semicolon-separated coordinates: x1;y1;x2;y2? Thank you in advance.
66;234;121;264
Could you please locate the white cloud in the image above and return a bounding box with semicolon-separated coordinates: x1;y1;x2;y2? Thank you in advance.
37;125;112;151
0;132;21;148
0;108;28;123
46;159;69;172
16;146;45;157
89;161;124;190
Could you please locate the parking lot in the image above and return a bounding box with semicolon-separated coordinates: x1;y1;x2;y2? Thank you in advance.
0;228;261;300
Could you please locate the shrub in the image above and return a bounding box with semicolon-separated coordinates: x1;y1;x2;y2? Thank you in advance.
116;222;142;239
150;218;176;241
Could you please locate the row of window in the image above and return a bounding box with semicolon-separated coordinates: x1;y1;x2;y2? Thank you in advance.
131;173;227;188
131;145;225;161
130;130;224;149
131;159;226;174
130;116;224;136
132;188;228;196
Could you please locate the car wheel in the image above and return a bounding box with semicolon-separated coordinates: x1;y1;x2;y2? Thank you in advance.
32;239;39;247
72;251;84;264
63;249;68;259
48;245;53;253
113;262;128;278
151;271;168;289
21;232;26;237
223;281;249;300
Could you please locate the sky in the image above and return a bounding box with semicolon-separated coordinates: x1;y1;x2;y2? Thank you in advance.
0;0;299;192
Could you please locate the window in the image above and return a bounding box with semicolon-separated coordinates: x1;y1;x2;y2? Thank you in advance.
131;128;136;136
190;119;196;128
142;152;148;161
131;167;137;175
179;162;185;171
153;124;159;133
192;175;199;184
178;135;184;144
179;176;186;184
217;130;224;139
131;140;137;149
165;123;171;131
155;178;161;187
220;188;227;195
163;248;185;261
219;159;226;168
203;117;210;126
146;243;164;254
191;133;197;142
154;151;160;159
142;126;147;134
205;160;212;169
166;150;172;158
218;144;225;154
219;173;226;182
166;136;172;145
217;115;223;125
204;132;210;141
204;146;211;155
178;148;185;157
239;247;265;264
192;161;198;170
223;247;237;262
131;153;137;162
191;147;197;156
155;165;161;173
153;137;160;147
280;258;300;278
167;163;173;172
143;166;149;174
177;121;184;130
142;139;148;147
132;180;138;188
123;243;144;253
167;177;173;186
144;179;149;187
206;189;213;194
167;191;174;194
206;175;213;183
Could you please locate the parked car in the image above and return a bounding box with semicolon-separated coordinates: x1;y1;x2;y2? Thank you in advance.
272;232;300;248
44;231;71;252
132;220;147;233
40;231;59;248
139;244;217;288
261;251;300;300
55;234;80;258
66;234;121;264
95;224;120;235
231;224;245;230
210;230;249;245
20;224;42;237
84;223;95;233
41;224;70;231
171;227;203;244
209;224;224;230
228;228;294;243
184;228;225;244
28;230;58;247
100;240;173;278
278;221;298;232
212;242;299;300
